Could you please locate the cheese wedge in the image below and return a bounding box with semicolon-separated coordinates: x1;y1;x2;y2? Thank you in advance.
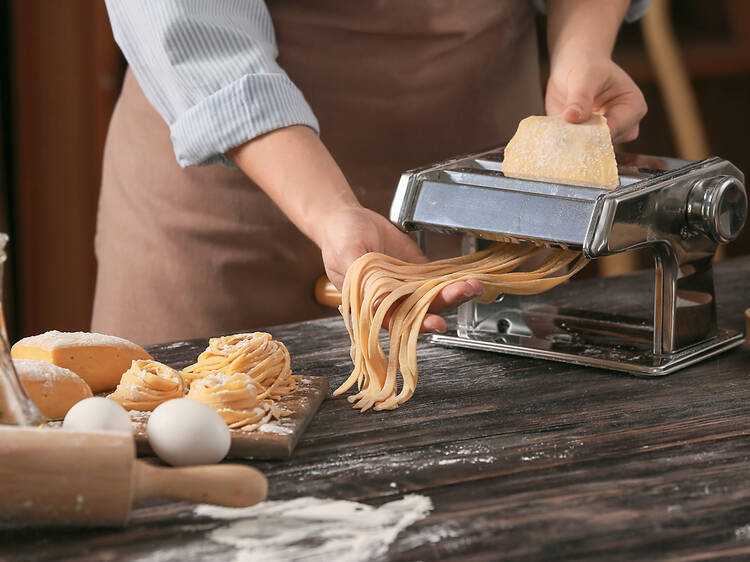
11;331;152;392
502;115;619;189
13;359;93;420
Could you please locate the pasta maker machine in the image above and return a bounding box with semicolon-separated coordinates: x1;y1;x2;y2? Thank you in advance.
390;148;747;375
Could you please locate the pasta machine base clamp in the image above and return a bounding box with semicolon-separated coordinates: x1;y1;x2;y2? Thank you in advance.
390;148;747;376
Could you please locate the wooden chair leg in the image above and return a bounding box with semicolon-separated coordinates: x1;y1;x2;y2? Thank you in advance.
641;0;710;161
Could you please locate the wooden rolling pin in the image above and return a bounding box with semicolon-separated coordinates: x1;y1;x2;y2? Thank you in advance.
315;275;341;308
0;426;267;526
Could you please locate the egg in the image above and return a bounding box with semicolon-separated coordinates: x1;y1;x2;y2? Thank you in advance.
63;397;133;434
147;398;231;466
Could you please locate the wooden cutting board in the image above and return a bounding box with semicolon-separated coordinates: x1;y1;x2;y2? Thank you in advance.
128;376;328;460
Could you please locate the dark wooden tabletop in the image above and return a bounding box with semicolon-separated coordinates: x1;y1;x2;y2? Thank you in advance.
4;257;750;561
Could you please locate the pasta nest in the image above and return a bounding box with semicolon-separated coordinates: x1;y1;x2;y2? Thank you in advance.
183;332;296;400
107;359;187;411
187;371;282;431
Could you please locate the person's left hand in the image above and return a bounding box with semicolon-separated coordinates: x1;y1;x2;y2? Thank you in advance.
545;53;647;143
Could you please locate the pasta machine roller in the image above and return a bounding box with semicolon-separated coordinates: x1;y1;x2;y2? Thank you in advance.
390;148;747;375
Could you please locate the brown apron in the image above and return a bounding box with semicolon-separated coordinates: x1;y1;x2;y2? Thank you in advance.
92;0;543;345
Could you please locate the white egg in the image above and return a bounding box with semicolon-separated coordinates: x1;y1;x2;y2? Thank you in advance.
147;398;231;466
63;397;133;434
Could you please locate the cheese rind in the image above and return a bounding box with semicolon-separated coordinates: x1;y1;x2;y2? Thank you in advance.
12;358;93;420
11;331;152;392
12;330;144;351
502;115;619;189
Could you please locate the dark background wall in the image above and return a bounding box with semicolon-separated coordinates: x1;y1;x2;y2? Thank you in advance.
1;0;749;341
4;1;122;341
1;1;16;336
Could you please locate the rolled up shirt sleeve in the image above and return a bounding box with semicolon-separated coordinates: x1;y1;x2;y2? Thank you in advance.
105;0;320;167
533;0;652;23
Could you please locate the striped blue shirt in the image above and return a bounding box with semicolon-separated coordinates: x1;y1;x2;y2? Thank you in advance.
534;0;652;22
105;0;319;168
106;1;650;169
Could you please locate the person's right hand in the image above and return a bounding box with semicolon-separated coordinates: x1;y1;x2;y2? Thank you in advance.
544;0;647;143
545;53;647;143
318;204;484;333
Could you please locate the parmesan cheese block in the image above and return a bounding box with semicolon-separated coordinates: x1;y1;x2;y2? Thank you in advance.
11;331;152;392
12;358;93;420
502;115;619;189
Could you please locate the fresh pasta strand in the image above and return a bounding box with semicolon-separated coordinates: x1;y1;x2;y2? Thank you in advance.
107;359;187;411
183;332;297;400
187;372;285;432
334;242;589;412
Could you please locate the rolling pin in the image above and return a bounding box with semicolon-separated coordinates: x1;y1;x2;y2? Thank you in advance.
315;275;341;308
0;425;267;526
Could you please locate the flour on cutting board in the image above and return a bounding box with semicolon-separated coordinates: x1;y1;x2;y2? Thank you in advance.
189;495;433;562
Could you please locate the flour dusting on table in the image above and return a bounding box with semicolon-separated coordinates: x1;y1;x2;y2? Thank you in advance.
735;524;750;540
193;494;432;561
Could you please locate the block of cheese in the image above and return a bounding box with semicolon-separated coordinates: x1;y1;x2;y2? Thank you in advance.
502;115;619;189
11;331;152;392
12;358;93;420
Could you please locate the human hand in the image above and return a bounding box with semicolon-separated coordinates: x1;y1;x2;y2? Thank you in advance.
319;205;483;333
228;126;482;332
545;53;647;143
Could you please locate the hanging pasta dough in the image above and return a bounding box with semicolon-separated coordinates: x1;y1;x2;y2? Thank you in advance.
334;243;589;412
502;114;619;189
183;332;296;400
187;372;282;432
107;359;187;411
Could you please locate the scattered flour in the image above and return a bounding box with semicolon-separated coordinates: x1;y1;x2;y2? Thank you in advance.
396;522;461;551
125;406;291;436
256;421;292;435
735;524;750;540
14;330;143;351
520;439;584;462
11;359;83;383
190;495;433;562
129;409;151;422
158;341;193;350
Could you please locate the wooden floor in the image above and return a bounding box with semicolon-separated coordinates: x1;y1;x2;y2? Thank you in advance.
3;257;750;561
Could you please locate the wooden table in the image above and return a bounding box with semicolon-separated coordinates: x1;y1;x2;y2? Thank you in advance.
4;257;750;561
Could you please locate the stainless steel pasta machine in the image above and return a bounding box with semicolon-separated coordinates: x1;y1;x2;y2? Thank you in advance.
389;148;747;375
